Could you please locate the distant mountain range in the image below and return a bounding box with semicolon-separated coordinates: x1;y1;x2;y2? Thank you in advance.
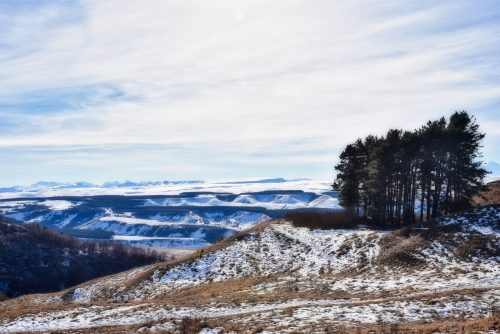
0;178;321;195
1;163;497;196
0;180;205;193
1;164;498;194
32;180;205;189
0;178;310;192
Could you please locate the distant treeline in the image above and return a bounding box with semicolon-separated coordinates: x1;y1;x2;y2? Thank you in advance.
0;217;166;299
334;111;487;227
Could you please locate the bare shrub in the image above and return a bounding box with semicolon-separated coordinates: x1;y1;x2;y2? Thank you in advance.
455;234;499;260
286;211;359;230
252;325;264;333
378;234;426;267
178;317;207;333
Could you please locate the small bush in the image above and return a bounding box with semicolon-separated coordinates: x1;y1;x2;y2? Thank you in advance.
378;234;426;267
179;317;208;333
455;235;499;260
252;325;264;333
286;211;359;230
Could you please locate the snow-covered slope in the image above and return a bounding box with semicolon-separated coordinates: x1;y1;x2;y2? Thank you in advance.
438;206;500;234
1;207;497;333
1;207;495;333
69;206;499;303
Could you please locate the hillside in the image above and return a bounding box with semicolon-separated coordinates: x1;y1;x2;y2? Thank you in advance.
0;207;498;333
0;218;166;299
473;180;500;206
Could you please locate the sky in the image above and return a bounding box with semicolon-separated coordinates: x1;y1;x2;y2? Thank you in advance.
0;0;500;186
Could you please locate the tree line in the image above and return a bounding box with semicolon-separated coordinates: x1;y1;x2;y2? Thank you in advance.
333;111;487;227
0;218;167;298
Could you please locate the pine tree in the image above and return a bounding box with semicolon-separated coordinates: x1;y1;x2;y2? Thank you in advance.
334;140;365;214
444;111;487;212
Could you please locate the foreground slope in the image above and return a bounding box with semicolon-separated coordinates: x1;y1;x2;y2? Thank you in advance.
0;207;499;333
474;180;500;207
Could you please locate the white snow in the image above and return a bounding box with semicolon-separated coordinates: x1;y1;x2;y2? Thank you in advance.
39;200;77;211
112;235;211;248
99;216;169;226
143;193;341;210
1;291;498;332
56;213;78;228
102;224;388;301
77;210;271;239
0;180;339;249
438;206;499;235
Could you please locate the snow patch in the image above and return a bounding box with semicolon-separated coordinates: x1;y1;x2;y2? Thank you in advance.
40;200;77;211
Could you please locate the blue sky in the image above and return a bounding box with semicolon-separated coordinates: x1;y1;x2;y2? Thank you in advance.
1;0;500;186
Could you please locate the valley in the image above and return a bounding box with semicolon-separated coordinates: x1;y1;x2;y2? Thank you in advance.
0;179;339;249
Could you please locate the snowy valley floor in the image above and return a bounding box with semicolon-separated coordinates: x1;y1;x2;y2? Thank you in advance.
0;207;499;333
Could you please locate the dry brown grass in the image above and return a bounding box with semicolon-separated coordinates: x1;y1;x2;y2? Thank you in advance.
0;221;282;320
375;218;495;268
336;316;500;334
0;285;495;333
178;317;209;333
31;314;499;334
473;180;500;206
454;234;499;260
377;233;427;267
286;210;359;229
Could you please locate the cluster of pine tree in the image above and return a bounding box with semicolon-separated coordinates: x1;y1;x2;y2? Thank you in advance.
333;111;488;227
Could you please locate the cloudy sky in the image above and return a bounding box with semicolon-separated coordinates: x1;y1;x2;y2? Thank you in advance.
1;0;500;186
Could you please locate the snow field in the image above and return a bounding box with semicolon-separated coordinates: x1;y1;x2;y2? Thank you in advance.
1;291;497;333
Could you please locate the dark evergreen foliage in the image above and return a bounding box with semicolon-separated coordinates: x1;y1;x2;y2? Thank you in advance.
334;111;488;226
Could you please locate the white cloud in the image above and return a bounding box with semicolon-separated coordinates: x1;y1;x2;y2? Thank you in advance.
0;0;499;184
